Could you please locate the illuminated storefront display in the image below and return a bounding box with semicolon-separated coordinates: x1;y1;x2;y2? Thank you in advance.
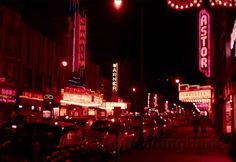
104;102;127;110
199;9;211;78
60;87;103;107
19;91;43;108
179;84;212;113
179;89;211;102
0;88;17;103
102;101;128;116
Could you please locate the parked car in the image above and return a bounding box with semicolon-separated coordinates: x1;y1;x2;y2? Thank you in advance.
125;117;156;147
87;119;134;157
57;116;95;140
0;121;107;162
0;114;40;144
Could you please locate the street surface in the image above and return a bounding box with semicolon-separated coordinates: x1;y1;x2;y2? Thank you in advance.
110;126;235;162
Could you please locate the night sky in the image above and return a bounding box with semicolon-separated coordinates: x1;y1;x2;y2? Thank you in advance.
83;0;208;91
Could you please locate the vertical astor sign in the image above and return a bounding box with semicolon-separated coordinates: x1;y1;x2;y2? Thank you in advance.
199;9;211;78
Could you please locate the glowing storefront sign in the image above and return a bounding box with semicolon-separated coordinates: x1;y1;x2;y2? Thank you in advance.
61;93;102;107
79;14;86;69
179;89;211;103
0;88;16;103
112;63;118;92
104;102;127;110
20;91;43;100
199;9;211;78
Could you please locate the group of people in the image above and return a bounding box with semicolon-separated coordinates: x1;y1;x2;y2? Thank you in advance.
192;115;208;138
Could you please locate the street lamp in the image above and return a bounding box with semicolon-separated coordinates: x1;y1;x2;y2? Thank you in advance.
113;0;145;148
61;60;68;67
114;0;122;10
132;87;136;92
60;60;68;91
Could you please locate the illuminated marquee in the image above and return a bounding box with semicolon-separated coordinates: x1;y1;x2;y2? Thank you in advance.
112;63;118;92
179;84;212;103
209;0;236;7
166;0;202;10
61;93;103;107
199;9;211;78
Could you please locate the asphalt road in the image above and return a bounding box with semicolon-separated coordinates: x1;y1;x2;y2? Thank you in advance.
110;126;235;162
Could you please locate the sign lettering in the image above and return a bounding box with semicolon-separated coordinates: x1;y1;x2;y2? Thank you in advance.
199;9;211;77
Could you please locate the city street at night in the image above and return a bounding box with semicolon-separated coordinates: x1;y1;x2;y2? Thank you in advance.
110;126;234;162
1;0;236;161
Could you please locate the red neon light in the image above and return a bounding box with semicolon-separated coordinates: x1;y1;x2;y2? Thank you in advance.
72;12;80;73
0;88;16;96
167;0;202;10
79;14;86;69
198;9;211;78
209;0;236;7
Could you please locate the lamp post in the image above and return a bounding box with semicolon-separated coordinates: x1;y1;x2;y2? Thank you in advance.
113;0;145;148
60;60;68;90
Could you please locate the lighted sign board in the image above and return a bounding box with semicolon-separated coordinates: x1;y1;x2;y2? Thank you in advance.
179;84;212;103
104;102;127;110
194;102;209;111
112;63;118;92
79;14;86;69
61;93;103;107
199;9;211;78
0;88;16;103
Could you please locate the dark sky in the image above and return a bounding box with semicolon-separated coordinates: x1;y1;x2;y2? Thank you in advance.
81;0;208;91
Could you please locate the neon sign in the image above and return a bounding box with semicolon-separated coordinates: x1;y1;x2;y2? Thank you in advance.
79;14;86;69
199;9;211;78
179;84;212;103
167;0;202;10
112;63;118;92
0;88;16;103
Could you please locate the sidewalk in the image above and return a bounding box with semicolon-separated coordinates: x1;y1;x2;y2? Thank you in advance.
110;126;235;162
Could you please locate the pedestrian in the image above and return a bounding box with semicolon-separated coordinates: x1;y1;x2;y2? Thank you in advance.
200;116;208;137
192;115;200;138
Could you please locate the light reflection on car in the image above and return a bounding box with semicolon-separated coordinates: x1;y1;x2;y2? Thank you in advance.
0;121;106;162
87;119;134;158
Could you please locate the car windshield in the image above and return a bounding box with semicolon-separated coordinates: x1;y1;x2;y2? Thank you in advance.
90;120;124;134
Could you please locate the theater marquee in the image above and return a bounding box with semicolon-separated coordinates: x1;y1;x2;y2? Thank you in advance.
199;9;211;78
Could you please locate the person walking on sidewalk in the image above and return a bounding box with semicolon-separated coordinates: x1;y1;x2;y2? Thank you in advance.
192;115;200;138
200;116;208;137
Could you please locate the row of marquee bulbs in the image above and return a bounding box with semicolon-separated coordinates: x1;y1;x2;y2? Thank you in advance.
167;0;236;10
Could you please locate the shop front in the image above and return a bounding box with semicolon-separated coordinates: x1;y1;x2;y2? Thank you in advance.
60;87;104;119
0;87;17;123
102;101;128;117
19;91;63;120
18;91;44;120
